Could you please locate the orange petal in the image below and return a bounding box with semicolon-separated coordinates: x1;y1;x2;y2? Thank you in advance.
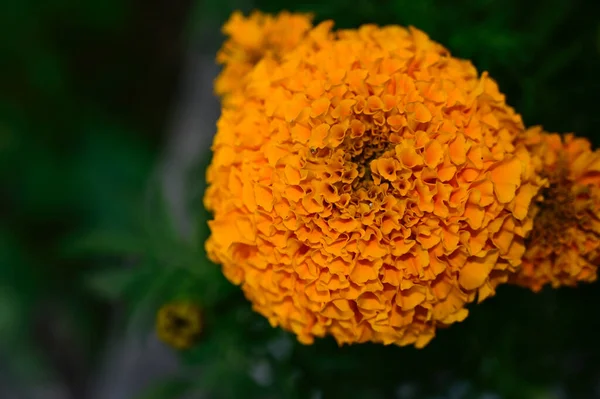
311;97;331;117
489;156;522;203
424;140;444;168
414;103;432;123
458;253;498;290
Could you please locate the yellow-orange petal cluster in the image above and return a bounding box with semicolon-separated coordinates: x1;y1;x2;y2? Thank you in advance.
214;10;313;100
204;12;542;348
513;127;600;292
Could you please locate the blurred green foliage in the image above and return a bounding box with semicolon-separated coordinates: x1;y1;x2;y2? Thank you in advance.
2;0;599;398
0;0;188;394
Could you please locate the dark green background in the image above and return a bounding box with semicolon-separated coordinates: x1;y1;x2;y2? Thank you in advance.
1;0;599;398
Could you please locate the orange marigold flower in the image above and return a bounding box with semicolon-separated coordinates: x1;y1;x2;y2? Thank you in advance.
214;10;313;99
513;127;600;292
205;13;542;348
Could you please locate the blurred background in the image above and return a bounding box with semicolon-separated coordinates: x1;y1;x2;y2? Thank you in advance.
1;0;599;398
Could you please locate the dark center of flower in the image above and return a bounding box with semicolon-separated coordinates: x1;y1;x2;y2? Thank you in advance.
528;160;576;248
167;311;190;332
348;132;395;188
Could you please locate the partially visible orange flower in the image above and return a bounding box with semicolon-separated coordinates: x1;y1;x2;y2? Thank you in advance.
215;10;313;100
205;12;542;348
513;127;600;292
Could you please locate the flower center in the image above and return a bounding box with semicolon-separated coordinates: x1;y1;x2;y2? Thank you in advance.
347;129;396;189
528;160;575;248
166;311;191;333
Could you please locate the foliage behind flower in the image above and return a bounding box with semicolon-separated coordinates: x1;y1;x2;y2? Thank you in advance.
204;11;543;347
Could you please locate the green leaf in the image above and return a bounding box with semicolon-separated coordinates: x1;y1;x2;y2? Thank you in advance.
389;0;438;33
124;267;183;337
84;267;148;301
0;285;24;344
527;41;582;84
63;230;147;257
141;171;178;241
597;23;600;55
136;377;195;399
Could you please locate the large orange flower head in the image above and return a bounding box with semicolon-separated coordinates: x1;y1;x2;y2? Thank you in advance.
204;11;542;348
513;127;600;292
